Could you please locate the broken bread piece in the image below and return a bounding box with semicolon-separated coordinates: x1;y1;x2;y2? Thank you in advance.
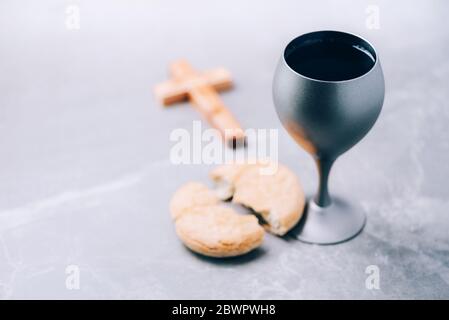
169;182;264;258
175;205;264;258
169;182;219;220
210;162;305;236
209;163;249;200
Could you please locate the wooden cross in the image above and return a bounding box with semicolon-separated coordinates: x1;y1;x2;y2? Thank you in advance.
154;60;245;147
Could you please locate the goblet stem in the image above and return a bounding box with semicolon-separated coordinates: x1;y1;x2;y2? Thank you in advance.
314;157;335;207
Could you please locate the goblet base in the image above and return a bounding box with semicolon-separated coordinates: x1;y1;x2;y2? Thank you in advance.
293;198;366;245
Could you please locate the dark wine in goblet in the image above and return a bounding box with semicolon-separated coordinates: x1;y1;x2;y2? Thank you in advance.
273;30;385;244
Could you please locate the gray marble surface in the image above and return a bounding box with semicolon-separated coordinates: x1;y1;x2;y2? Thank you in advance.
1;0;448;299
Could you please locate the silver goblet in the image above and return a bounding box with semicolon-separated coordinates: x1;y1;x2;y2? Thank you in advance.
273;31;385;244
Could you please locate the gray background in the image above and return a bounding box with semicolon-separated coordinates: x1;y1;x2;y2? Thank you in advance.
1;0;448;299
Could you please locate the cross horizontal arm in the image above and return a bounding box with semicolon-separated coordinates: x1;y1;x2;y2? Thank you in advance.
154;68;233;106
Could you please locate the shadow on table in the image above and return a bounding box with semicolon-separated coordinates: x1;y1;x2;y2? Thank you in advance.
282;201;309;243
189;247;267;266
